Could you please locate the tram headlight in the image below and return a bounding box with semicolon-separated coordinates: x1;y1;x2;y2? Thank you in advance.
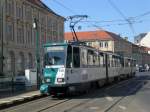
45;78;51;83
57;78;64;82
46;78;51;83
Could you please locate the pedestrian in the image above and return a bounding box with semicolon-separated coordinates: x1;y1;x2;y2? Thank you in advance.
146;64;149;71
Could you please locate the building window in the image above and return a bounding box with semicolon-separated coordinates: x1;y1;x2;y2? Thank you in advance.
17;52;25;75
16;5;22;18
87;42;92;46
99;42;103;47
6;0;13;16
40;30;45;45
6;23;14;41
26;27;32;45
25;6;31;21
17;27;24;44
105;42;108;48
27;53;33;69
52;20;58;42
7;51;15;75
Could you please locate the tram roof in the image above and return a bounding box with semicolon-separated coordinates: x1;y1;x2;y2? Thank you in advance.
43;41;88;47
43;42;68;47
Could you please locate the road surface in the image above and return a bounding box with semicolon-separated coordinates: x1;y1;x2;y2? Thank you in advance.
1;71;150;112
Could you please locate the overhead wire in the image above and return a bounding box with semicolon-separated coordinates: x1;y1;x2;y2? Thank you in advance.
52;0;77;15
107;0;135;35
51;0;150;35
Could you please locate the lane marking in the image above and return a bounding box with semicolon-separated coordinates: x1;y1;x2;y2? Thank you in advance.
89;106;99;110
118;105;126;110
105;96;113;101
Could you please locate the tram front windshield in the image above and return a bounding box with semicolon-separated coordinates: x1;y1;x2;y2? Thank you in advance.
44;46;66;66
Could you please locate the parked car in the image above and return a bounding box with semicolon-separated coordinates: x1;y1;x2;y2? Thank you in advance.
139;66;146;72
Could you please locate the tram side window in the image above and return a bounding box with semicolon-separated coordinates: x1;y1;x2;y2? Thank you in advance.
114;57;117;67
108;55;112;67
133;60;136;67
107;55;110;67
128;59;131;67
81;48;87;67
131;60;134;67
93;52;99;66
113;56;120;67
117;58;121;67
112;56;115;67
87;50;94;66
73;47;80;68
125;59;128;67
66;46;72;68
99;54;104;67
120;57;124;67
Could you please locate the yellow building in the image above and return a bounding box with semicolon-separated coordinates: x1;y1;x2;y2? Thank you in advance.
65;30;132;57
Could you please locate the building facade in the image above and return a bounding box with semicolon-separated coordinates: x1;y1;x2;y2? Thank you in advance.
133;32;150;65
65;30;132;57
134;32;150;53
0;0;65;77
132;45;150;66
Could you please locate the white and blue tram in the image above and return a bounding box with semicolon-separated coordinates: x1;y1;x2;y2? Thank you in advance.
40;41;136;96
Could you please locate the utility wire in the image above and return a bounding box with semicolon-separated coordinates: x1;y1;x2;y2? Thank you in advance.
52;0;77;15
88;19;146;31
107;0;135;34
131;11;150;19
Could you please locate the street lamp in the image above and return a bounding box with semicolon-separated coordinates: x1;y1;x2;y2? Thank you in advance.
33;18;40;89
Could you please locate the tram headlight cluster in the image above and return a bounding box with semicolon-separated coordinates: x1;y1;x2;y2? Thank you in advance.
44;77;51;83
57;78;64;82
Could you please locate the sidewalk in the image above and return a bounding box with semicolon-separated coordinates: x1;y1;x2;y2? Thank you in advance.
0;90;43;108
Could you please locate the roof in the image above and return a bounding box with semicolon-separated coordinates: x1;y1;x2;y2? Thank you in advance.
134;33;147;41
65;30;125;41
27;0;65;19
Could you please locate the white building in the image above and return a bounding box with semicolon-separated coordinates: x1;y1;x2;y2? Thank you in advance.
134;32;150;54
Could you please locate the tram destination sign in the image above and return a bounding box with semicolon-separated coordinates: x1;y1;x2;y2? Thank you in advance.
46;46;65;51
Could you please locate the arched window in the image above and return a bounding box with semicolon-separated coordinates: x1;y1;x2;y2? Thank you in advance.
7;51;15;75
28;53;33;69
18;52;24;74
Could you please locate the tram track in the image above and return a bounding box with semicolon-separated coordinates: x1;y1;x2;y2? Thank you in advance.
37;77;141;112
35;78;138;112
1;77;138;112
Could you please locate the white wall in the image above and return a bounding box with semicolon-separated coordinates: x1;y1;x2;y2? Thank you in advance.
140;32;150;48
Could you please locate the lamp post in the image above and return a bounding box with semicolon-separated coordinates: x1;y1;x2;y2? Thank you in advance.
33;18;40;89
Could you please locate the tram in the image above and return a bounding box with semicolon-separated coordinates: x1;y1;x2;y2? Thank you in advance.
40;41;136;96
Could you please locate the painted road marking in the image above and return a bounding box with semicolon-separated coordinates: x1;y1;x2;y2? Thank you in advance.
89;106;99;110
118;105;127;110
105;96;114;101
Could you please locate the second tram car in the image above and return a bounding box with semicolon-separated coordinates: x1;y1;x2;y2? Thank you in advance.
40;41;136;96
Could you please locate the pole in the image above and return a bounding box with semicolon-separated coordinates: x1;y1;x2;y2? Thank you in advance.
0;3;4;75
33;18;40;89
36;28;40;89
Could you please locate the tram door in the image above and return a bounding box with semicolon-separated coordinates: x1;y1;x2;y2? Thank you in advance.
72;47;81;83
66;46;81;83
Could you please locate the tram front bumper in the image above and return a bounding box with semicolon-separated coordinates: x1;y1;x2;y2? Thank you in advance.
40;84;50;94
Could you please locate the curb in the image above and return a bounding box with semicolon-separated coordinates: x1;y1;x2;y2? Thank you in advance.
0;93;44;109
